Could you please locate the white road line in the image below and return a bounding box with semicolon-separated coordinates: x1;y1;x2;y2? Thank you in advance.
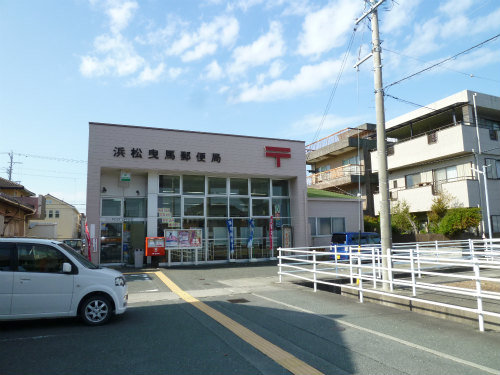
0;335;61;342
253;293;500;375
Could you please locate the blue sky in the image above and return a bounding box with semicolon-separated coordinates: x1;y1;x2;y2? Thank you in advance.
1;0;499;213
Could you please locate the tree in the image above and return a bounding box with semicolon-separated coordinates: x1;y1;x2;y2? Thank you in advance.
428;191;456;233
364;215;380;232
391;200;418;234
437;207;481;237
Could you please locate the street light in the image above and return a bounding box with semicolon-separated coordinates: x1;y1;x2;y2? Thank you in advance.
471;165;493;240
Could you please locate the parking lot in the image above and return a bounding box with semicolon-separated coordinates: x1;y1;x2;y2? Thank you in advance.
1;262;499;375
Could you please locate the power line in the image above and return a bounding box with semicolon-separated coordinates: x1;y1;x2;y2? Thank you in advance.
385;94;438;111
6;152;87;164
384;33;500;90
312;26;358;144
384;48;500;83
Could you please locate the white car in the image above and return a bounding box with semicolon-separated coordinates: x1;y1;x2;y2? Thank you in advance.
0;238;128;325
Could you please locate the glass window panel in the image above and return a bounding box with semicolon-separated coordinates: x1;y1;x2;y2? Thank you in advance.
229;197;249;217
272;198;290;217
158;196;181;217
157;218;181;235
159;175;180;194
332;217;345;232
102;198;121;216
124;198;147;217
184;197;204;216
230;178;248;195
183;175;205;195
17;244;69;273
251;178;269;197
0;243;13;271
308;217;316;236
318;217;331;235
207;197;227;217
272;180;289;196
446;166;457;180
252;198;269;216
208;177;227;195
405;173;421;188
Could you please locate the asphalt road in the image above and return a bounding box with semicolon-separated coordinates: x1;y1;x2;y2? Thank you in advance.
1;262;499;375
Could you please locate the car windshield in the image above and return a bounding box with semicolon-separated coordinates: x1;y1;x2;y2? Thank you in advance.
59;243;98;269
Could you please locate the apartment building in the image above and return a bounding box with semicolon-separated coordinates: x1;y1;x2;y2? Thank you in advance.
371;90;500;236
306;123;378;216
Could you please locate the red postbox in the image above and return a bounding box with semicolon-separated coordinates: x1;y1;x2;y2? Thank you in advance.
145;237;166;256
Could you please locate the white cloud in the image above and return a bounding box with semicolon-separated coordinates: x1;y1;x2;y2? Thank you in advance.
228;21;285;76
234;57;348;103
80;33;145;77
167;16;239;61
402;17;442;57
182;42;218;62
288;113;365;139
106;0;138;34
168;67;185;79
133;63;165;85
382;0;421;34
256;60;285;84
297;0;363;57
438;0;474;16
204;60;224;80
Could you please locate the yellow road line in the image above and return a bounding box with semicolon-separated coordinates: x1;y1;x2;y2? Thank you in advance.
151;271;324;375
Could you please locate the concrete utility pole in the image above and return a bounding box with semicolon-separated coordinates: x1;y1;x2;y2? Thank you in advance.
355;0;392;290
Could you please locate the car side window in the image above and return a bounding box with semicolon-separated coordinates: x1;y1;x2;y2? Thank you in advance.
17;244;69;273
0;243;14;271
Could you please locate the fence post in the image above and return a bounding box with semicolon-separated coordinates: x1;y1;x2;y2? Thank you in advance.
313;250;317;292
410;248;416;297
358;254;363;303
416;243;421;278
470;239;475;258
473;258;484;332
371;247;377;288
278;247;282;283
388;248;394;292
377;247;382;279
349;246;353;284
435;240;439;259
334;245;338;274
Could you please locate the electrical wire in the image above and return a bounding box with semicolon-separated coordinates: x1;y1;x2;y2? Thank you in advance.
384;33;500;90
10;152;87;163
311;26;358;144
384;48;500;83
385;94;439;111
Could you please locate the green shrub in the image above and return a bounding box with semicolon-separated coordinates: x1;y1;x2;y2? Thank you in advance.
437;207;481;237
364;215;380;232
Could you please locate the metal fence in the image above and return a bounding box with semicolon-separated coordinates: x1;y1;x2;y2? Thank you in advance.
278;239;500;331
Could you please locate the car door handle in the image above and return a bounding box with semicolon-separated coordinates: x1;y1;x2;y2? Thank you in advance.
20;278;31;281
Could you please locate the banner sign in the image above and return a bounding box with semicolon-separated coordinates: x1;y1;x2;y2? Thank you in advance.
274;204;282;228
247;219;255;248
283;226;292;248
85;221;92;261
226;219;234;255
269;216;274;251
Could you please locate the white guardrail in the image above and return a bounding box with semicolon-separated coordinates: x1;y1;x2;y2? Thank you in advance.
277;239;500;332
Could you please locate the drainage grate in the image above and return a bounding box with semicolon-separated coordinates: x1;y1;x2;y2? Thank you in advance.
227;298;250;304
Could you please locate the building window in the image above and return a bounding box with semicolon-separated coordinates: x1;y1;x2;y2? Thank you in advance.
492;215;500;234
272;180;289;197
55;210;60;218
387;146;394;156
124;198;147;217
405;173;421;188
393;180;398;189
48;210;53;218
485;159;500;179
229;197;249;217
207;197;227;217
251;178;270;197
159;175;180;194
102;198;122;216
230;178;248;195
252;198;270;216
342;156;360;165
489;130;498;141
208;177;226;195
182;175;205;195
309;217;345;235
317;165;330;173
158;196;181;217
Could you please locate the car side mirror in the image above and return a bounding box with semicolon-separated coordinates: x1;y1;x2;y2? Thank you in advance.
62;262;72;273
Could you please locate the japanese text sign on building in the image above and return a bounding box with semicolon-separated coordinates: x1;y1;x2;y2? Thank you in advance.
265;146;291;167
113;147;221;163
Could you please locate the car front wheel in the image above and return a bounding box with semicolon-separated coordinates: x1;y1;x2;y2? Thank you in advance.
80;295;113;326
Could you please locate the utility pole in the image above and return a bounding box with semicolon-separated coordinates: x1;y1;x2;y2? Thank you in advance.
6;151;20;181
355;0;392;290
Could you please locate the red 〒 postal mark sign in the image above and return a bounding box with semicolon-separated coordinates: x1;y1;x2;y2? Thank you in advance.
265;146;291;167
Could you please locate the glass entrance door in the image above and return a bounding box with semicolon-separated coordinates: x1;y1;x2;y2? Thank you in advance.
100;223;122;263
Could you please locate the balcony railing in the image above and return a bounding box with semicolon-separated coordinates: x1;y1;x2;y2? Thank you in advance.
307;164;363;186
306;128;358;153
